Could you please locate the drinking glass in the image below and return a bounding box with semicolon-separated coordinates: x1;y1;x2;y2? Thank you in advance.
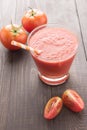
27;24;78;85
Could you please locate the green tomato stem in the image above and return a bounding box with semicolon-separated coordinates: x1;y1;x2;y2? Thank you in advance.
28;6;36;16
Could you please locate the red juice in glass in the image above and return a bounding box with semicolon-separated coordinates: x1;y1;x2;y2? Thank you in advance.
28;24;78;85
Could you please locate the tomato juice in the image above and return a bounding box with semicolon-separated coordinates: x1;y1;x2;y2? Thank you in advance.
28;25;78;85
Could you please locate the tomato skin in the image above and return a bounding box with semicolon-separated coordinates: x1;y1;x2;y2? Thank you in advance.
0;25;28;51
62;89;84;112
44;97;63;120
22;9;47;32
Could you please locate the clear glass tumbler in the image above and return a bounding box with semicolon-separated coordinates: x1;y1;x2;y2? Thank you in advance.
27;24;78;85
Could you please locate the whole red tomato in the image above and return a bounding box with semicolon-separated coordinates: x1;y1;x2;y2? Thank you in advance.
22;8;47;32
0;24;28;51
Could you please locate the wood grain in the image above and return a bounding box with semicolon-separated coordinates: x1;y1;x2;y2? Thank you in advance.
0;0;16;130
75;0;87;60
0;0;87;130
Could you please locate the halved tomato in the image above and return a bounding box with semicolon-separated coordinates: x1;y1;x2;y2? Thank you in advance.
62;89;84;112
44;96;63;119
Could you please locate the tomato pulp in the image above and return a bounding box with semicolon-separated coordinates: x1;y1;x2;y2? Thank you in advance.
28;26;78;85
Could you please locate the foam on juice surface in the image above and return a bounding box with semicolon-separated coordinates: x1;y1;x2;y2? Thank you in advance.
29;28;78;62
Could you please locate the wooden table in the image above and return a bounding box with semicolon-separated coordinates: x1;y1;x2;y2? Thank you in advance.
0;0;87;130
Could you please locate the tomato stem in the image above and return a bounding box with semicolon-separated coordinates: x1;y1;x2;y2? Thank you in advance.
28;7;36;16
11;19;15;29
10;21;22;35
10;20;22;35
28;7;33;11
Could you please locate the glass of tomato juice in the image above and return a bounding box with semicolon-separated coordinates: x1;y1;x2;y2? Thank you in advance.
27;24;78;85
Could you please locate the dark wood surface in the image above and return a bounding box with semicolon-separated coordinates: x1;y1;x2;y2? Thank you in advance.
0;0;87;130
